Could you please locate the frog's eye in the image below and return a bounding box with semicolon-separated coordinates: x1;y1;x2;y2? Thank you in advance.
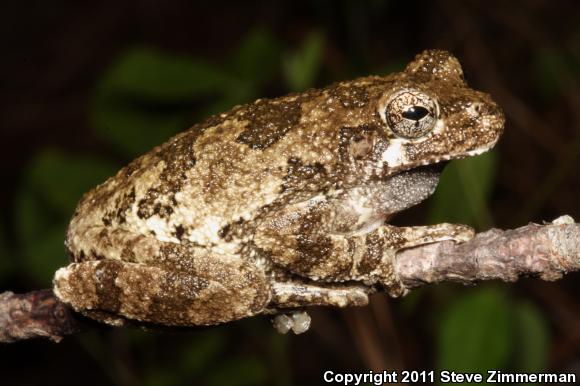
379;89;438;138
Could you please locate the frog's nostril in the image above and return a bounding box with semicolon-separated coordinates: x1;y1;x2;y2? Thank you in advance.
466;102;485;118
471;101;503;122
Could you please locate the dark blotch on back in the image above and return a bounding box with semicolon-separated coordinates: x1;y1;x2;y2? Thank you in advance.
236;98;302;150
281;157;329;193
136;188;176;220
132;124;207;221
116;188;136;224
174;225;185;240
217;217;248;244
136;188;159;219
157;129;198;186
218;224;231;240
101;188;136;226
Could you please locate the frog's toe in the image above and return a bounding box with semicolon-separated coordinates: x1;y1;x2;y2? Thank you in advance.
272;310;311;334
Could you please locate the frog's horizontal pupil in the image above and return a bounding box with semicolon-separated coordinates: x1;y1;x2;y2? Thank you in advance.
402;106;429;121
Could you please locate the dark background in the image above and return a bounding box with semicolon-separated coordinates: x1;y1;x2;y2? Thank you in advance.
1;1;579;385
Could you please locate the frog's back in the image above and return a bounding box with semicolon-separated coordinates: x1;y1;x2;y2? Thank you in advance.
65;96;307;251
66;117;285;251
65;73;402;262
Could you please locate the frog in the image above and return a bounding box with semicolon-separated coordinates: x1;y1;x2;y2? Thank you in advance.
53;49;504;334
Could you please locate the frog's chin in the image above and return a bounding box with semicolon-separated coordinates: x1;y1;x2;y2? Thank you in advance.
387;161;447;212
345;162;449;237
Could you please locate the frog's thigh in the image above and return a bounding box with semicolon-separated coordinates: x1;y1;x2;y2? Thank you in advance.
54;258;271;327
270;281;370;309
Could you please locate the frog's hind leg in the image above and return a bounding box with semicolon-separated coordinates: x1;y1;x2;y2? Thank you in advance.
270;281;371;309
53;256;271;327
268;280;372;334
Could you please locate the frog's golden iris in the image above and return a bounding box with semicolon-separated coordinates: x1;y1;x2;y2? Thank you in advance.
380;88;439;139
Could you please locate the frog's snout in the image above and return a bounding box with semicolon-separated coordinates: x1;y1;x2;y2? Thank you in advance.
470;94;505;140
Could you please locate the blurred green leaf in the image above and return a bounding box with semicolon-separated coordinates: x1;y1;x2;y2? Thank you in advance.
93;46;235;157
17;197;67;284
124;327;157;348
92;31;286;157
400;287;424;315
197;93;250;120
143;368;181;386
375;57;407;77
77;332;127;386
206;357;268;386
180;332;226;376
437;287;513;373
513;301;549;373
532;48;579;101
428;150;497;229
283;31;325;91
16;150;117;284
100;47;231;101
92;99;189;157
0;222;12;280
26;149;117;215
269;333;292;386
16;188;51;253
231;28;281;86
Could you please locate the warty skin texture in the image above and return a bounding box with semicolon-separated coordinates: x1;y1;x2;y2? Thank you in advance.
53;50;504;332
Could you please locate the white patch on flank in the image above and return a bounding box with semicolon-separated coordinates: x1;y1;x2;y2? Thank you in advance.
143;217;174;242
186;216;222;245
344;189;386;236
351;199;374;225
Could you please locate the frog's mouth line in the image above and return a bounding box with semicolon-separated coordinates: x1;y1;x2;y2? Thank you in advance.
414;161;448;175
398;161;449;183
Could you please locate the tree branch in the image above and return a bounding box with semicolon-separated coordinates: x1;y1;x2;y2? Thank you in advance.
1;216;578;343
0;289;85;343
395;215;579;290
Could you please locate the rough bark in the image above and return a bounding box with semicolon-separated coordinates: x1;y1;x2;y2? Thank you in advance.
1;216;578;343
0;289;85;343
396;216;580;290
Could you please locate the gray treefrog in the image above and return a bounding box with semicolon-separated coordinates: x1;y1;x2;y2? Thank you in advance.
53;50;504;334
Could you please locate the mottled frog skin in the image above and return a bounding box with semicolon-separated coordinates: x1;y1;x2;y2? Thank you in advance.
53;50;504;333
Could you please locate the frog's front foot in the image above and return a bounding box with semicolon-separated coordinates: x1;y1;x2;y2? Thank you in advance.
435;223;475;243
272;310;312;334
386;223;475;250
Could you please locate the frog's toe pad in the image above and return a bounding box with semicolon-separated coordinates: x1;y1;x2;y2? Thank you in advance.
272;311;311;334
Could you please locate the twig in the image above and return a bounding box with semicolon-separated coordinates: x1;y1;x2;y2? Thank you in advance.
1;216;578;343
0;289;85;343
396;215;579;290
